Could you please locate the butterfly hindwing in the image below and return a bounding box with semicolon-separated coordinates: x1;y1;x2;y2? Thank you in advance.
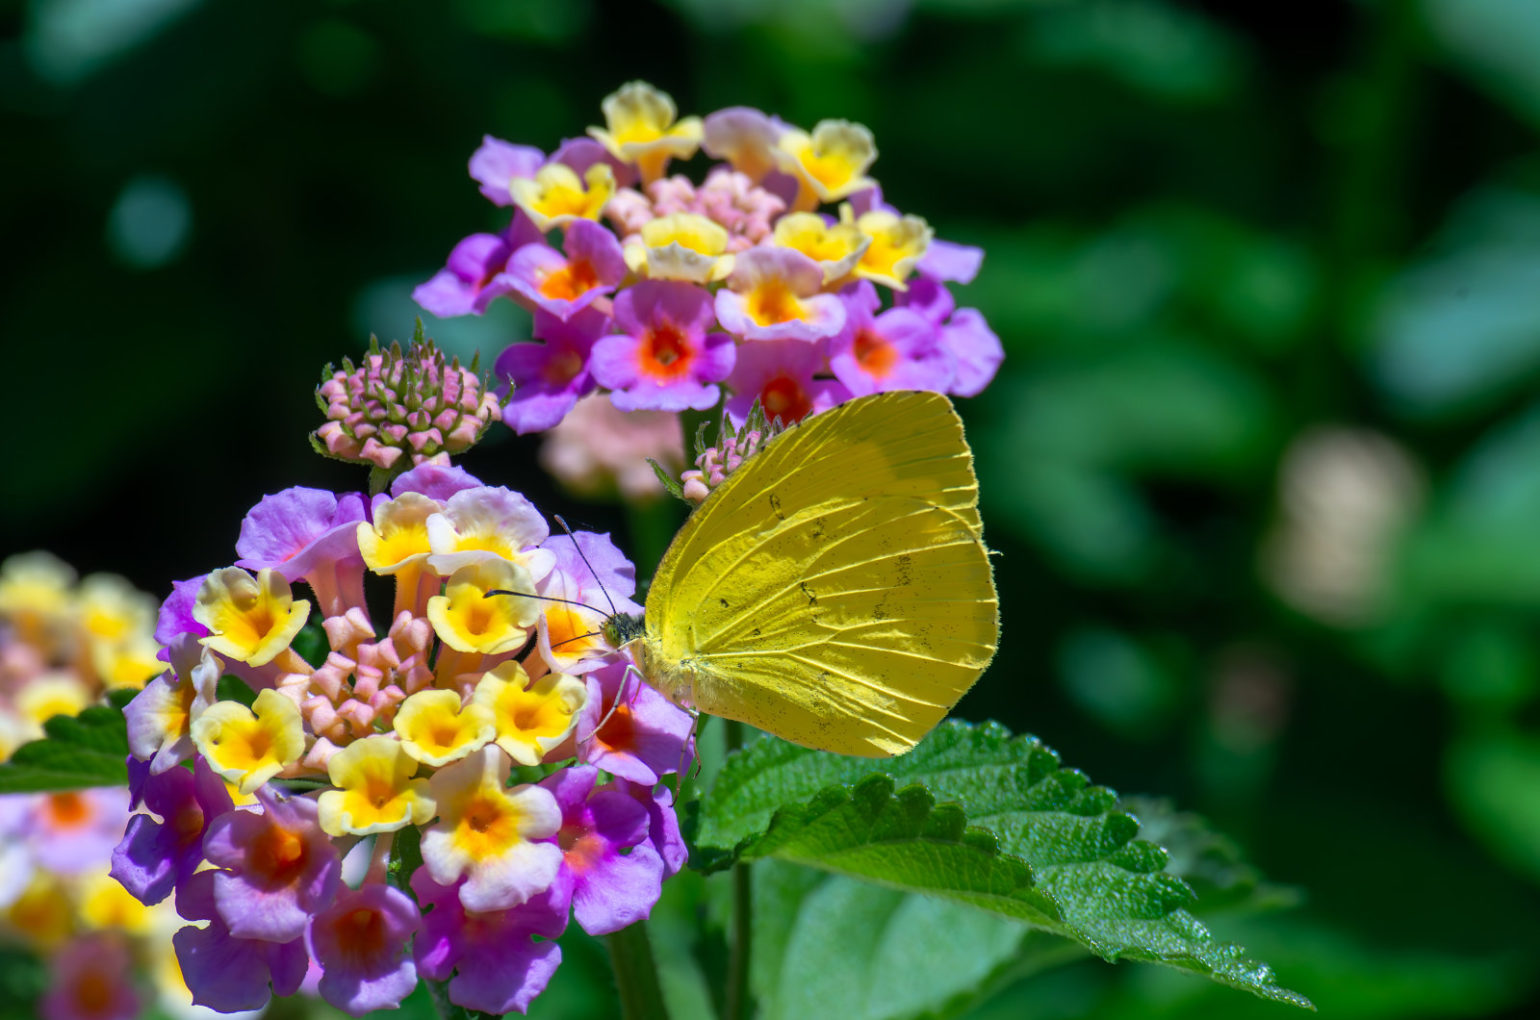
643;391;999;757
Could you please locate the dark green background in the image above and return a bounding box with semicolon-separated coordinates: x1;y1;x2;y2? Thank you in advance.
7;0;1540;1017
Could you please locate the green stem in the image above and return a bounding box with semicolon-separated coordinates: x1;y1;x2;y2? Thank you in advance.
607;920;671;1020
724;719;753;1020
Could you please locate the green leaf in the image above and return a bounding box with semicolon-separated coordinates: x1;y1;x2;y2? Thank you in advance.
693;721;1311;1009
0;700;132;792
1118;796;1301;915
751;860;1075;1020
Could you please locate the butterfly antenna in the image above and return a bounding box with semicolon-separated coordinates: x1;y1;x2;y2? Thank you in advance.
577;662;639;743
483;589;607;614
550;630;603;650
554;515;619;619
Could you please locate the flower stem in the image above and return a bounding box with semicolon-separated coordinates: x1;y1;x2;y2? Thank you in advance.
607;920;671;1020
724;718;752;1020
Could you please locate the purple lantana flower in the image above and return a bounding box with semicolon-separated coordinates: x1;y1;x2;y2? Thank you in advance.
412;871;566;1016
724;338;849;425
469;135;544;207
111;757;232;904
174;870;309;1014
715;246;846;343
495;308;606;434
896;274;1003;397
236;486;368;617
308;883;422;1016
414;231;524;320
203;788;342;943
390;461;483;503
577;661;695;785
490;219;626;321
613;778;689;878
591;281;735;412
154;574;208;657
540;765;663;935
829;280;952;396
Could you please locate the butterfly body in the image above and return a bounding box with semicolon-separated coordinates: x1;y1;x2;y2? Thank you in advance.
625;390;999;758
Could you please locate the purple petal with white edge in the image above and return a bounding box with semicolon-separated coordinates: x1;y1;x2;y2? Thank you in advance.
943;308;1004;397
309;883;421;1017
578;664;695;784
715;289;843;343
896;273;957;324
154;575;208;652
729;245;826;296
552;136;636;187
917;238;984;284
470;136;545;206
391;462;483;502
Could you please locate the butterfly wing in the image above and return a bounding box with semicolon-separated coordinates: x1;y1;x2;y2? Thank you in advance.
645;390;998;756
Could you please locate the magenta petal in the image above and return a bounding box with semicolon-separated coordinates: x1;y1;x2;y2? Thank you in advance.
590;334;643;392
236;487;364;579
943;308;1004;397
573;839;663;935
414;233;512;318
154;575;208;651
897;274;957;324
309;884;421;1016
918;238;984;283
470;136;544;206
391;462;484;501
174;915;308;1013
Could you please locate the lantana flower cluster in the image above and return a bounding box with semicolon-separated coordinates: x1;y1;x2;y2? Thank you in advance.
416;80;1003;436
0;555;211;1020
114;463;691;1016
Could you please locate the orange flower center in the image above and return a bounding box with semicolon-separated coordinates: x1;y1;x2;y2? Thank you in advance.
748;279;802;326
594;702;637;752
853;328;898;378
538;258;601;301
251;824;308;884
42;792;92;829
638;324;694;382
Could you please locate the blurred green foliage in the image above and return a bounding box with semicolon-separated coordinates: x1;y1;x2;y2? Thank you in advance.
8;0;1540;1016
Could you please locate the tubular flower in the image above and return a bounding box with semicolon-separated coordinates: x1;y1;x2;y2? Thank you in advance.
775;119;878;207
393;689;496;767
591;280;736;413
317;735;434;836
473;661;588;766
421;747;564;912
842;205;934;290
509;162;616;234
426;559;540;656
191;689;306;794
588;80;703;183
715;246;846;343
193;567;310;667
625;212;735;283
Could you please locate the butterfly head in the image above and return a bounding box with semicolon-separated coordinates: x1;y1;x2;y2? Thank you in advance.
602;611;647;649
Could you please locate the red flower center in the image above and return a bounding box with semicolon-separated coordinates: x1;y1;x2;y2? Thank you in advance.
761;376;813;424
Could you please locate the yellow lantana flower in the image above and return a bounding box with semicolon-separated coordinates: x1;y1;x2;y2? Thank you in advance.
841;206;933;290
472;661;587;766
510;163;616;234
588;80;703;182
191;689;305;794
772;211;870;284
625;213;734;283
426;559;540;656
193;567;310;667
776;120;878;206
393;689;496;767
317;735;434;837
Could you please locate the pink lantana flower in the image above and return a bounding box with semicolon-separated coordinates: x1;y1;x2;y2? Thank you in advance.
714;247;846;343
828;280;952;396
495;309;606;435
489;219;627;321
540;765;664;936
591;281;735;412
413;227;531;319
468;135;544;207
576;661;695;786
725;338;849;425
308;883;422;1016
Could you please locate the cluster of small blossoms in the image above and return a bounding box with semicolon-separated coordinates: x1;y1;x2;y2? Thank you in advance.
416;80;1003;438
312;331;503;484
677;404;784;505
0;555;214;1020
113;463;691;1016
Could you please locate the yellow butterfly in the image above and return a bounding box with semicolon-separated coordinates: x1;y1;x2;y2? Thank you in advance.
606;389;999;757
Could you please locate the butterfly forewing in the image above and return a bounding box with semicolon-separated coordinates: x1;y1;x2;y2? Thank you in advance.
644;390;999;756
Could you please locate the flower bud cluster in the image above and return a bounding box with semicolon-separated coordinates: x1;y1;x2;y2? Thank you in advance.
312;329;503;483
116;463;690;1016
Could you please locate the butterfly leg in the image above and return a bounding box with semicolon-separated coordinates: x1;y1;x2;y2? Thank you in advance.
577;660;645;743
